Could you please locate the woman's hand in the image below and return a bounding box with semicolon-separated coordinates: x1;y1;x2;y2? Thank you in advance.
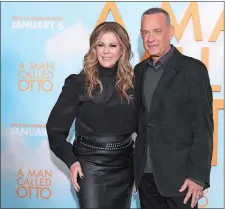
70;161;84;192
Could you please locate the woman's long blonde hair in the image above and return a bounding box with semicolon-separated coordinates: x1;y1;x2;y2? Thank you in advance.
83;22;134;103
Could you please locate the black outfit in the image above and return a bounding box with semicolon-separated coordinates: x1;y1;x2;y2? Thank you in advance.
134;46;213;209
46;63;137;209
144;46;173;173
139;173;199;209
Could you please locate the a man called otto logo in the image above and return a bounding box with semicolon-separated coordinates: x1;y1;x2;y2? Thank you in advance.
18;62;54;92
16;169;52;199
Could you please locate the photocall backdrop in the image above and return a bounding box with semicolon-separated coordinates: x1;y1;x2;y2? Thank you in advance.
1;2;224;208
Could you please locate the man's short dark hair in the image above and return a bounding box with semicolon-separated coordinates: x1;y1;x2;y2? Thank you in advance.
142;8;171;25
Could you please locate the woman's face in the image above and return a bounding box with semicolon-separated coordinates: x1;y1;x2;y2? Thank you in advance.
96;32;121;68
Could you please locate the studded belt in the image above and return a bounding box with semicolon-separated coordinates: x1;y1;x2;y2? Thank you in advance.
77;135;133;151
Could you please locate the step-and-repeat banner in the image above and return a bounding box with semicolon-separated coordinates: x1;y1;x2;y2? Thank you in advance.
1;2;224;208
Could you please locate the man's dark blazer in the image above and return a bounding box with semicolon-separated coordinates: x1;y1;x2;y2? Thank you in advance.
134;47;214;197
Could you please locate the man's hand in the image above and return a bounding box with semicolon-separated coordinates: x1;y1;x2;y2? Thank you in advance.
179;178;203;208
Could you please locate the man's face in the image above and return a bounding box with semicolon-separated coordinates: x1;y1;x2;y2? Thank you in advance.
141;13;174;59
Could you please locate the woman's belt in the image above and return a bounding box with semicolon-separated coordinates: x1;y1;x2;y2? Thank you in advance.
77;134;133;151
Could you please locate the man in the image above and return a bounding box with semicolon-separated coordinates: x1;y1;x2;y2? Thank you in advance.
134;8;213;209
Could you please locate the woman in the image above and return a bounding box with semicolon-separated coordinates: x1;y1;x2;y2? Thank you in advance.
46;21;137;208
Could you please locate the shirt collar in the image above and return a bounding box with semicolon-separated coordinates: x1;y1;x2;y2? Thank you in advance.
97;62;118;77
147;45;174;70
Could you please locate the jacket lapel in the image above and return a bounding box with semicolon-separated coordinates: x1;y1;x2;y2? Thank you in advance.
148;48;183;120
135;61;149;112
141;63;149;112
